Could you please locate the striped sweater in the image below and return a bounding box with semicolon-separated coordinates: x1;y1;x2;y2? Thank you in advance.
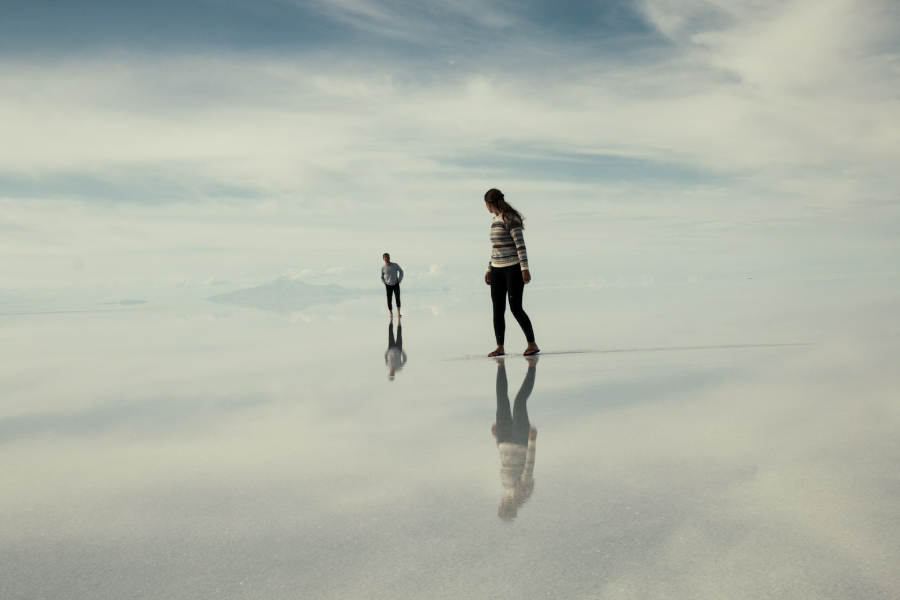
488;214;529;271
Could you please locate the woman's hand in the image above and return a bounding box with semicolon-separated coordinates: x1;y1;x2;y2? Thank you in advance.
522;269;531;284
485;271;491;285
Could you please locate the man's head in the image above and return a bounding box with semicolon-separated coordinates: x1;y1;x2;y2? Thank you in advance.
383;253;391;264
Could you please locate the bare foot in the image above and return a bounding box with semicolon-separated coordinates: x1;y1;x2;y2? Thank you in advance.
488;346;505;357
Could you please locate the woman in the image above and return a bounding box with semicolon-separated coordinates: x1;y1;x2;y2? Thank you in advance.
492;355;538;520
483;188;539;357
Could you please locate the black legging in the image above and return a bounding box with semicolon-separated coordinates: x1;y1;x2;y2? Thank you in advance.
490;264;535;346
495;362;535;445
385;284;401;310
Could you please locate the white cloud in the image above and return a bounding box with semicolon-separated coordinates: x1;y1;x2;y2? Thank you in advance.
2;3;896;202
172;277;233;288
283;269;318;280
414;264;445;278
282;267;355;280
203;277;231;286
302;0;518;41
1;0;897;293
325;266;353;275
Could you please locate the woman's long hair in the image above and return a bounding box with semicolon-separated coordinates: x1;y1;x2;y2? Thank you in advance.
485;188;525;230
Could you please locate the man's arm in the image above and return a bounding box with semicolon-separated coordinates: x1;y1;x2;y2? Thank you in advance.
397;265;404;283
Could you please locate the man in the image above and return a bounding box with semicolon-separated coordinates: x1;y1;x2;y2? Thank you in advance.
381;252;404;318
385;321;407;380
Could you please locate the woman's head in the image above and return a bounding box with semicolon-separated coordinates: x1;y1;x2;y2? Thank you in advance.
497;481;535;521
484;188;504;206
484;188;525;230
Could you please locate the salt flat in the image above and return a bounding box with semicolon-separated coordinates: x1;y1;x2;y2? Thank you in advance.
1;276;898;599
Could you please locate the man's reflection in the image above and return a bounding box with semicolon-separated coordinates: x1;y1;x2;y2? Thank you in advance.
385;322;407;380
491;356;538;520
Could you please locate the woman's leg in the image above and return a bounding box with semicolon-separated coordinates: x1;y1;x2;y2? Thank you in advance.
494;363;513;443
505;266;535;343
490;267;509;346
511;362;535;444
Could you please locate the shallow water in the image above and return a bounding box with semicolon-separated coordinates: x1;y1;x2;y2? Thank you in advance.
2;277;899;599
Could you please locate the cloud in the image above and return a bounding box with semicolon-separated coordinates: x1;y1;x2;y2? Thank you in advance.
301;0;520;42
415;264;445;278
2;0;896;206
282;267;355;280
0;0;897;292
325;266;353;275
173;277;233;288
203;277;231;286
282;269;317;280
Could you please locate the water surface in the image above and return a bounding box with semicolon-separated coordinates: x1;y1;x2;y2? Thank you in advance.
2;277;898;599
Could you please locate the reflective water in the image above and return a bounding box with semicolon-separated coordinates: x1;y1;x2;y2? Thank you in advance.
2;277;899;599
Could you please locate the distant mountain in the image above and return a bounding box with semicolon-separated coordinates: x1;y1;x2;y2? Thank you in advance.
207;278;364;312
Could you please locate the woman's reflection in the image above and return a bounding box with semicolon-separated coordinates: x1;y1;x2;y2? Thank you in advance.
385;322;407;380
491;356;538;520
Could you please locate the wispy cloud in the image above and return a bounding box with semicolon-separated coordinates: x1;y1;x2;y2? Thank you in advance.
300;0;521;42
0;0;897;292
3;1;896;198
173;277;232;288
282;267;356;280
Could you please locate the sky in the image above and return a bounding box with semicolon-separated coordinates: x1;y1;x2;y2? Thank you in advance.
1;0;898;301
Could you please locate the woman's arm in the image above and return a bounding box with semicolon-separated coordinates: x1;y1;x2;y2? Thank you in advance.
510;225;530;283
